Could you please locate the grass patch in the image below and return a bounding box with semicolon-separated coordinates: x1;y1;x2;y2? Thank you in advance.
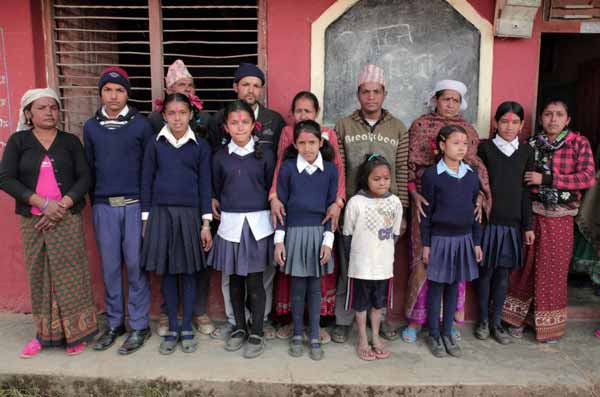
0;386;41;397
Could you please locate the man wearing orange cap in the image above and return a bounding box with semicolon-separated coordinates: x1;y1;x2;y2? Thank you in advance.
147;59;216;337
332;64;409;344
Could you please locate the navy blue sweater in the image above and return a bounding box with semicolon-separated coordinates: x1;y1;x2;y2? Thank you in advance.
83;108;153;204
141;135;212;215
276;158;338;232
212;144;275;212
420;165;482;246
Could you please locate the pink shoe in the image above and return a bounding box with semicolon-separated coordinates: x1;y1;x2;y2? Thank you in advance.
66;343;86;356
20;338;42;359
595;328;600;338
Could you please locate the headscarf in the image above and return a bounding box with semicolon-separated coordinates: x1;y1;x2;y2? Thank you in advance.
426;79;468;112
17;88;61;131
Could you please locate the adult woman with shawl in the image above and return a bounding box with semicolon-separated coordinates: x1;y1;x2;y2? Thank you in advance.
0;88;98;357
402;80;491;342
502;99;595;343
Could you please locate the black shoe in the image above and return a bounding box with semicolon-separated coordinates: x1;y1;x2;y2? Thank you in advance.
427;336;446;358
118;327;151;355
331;325;350;344
93;325;126;351
491;325;511;345
474;321;490;340
442;335;462;358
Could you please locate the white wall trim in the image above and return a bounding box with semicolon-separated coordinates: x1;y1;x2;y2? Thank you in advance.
311;0;494;136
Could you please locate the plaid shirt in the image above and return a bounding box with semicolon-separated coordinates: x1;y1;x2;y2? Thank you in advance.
545;132;595;198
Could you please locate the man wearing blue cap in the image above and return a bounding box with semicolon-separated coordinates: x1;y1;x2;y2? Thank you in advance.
207;63;283;341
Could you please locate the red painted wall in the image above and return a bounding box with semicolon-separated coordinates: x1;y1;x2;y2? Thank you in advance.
0;0;544;323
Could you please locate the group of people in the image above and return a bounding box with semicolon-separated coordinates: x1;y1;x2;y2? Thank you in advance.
0;58;596;362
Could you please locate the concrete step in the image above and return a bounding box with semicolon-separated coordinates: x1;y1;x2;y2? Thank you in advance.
0;313;599;396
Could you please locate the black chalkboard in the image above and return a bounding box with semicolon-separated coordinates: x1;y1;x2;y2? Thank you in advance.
323;0;480;127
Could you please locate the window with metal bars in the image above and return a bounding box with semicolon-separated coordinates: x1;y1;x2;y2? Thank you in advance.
44;0;262;137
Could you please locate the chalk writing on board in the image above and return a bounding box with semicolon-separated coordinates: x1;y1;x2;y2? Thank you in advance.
323;0;480;130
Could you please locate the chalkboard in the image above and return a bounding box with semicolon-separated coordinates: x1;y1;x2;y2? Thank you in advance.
323;0;480;128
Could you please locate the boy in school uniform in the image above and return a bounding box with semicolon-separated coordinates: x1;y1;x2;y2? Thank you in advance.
84;67;153;355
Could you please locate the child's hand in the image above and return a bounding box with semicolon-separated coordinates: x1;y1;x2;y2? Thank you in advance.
475;245;483;263
422;246;430;267
524;171;543;186
322;202;341;232
211;199;221;220
411;191;429;223
524;230;535;245
201;227;213;252
274;243;286;267
320;245;332;265
474;192;483;223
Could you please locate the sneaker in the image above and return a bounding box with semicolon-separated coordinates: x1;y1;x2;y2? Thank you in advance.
309;340;324;361
491;325;511;345
243;334;265;359
442;335;462;358
224;329;247;352
427;336;446;358
66;343;86;356
157;313;169;337
288;336;304;357
474;321;490;340
20;338;42;359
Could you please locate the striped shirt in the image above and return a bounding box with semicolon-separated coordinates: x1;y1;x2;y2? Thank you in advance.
99;105;131;130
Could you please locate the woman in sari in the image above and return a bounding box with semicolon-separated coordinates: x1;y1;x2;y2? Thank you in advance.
402;80;491;342
502;99;595;343
0;88;98;357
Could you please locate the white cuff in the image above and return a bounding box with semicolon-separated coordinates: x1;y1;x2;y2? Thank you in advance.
274;230;286;244
202;213;213;221
141;211;149;221
322;231;334;249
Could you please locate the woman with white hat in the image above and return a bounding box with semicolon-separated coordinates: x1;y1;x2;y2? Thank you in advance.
0;88;98;358
402;80;491;343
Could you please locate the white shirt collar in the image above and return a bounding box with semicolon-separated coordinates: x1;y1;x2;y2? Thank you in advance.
228;137;255;155
297;152;324;174
101;104;129;119
253;104;260;120
157;125;197;148
436;159;472;179
493;135;519;157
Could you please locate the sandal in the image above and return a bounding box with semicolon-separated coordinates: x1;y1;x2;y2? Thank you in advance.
66;343;86;356
379;323;400;341
20;338;42;359
401;327;417;343
507;326;524;339
180;331;198;353
225;329;247;352
371;344;391;359
276;323;293;340
210;322;234;341
356;344;376;361
193;315;215;336
288;336;304;357
263;323;276;340
331;325;351;344
157;313;169;337
309;340;324;361
159;332;179;355
595;328;600;338
451;326;462;342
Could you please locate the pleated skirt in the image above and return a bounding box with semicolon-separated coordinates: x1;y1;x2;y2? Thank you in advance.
481;224;523;269
427;234;479;284
283;225;334;277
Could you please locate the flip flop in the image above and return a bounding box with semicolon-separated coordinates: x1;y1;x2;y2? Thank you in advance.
356;344;376;361
596;328;600;338
371;344;391;359
402;327;417;343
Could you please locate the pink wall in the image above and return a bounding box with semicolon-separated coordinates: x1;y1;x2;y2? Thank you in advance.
0;0;548;322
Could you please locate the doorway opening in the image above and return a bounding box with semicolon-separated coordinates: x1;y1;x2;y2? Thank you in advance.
537;32;600;319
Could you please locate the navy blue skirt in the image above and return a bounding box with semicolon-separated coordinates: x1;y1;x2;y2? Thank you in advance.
208;219;274;276
481;224;523;269
141;206;207;275
427;234;479;284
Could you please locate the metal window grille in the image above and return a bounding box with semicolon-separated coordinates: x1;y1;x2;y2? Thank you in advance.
44;0;261;137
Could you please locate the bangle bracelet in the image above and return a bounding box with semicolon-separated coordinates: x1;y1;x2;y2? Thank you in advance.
40;197;49;212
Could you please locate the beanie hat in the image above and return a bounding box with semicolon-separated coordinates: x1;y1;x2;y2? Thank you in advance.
233;63;265;85
98;66;131;95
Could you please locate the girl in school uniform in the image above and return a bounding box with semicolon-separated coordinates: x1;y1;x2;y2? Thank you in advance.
343;154;403;361
140;93;213;355
475;101;535;345
208;100;275;359
274;120;338;360
420;124;483;358
270;91;346;342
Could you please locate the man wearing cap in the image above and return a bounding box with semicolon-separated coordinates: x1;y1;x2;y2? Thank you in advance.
148;59;212;134
147;59;216;337
332;64;409;343
207;63;284;341
83;67;153;355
